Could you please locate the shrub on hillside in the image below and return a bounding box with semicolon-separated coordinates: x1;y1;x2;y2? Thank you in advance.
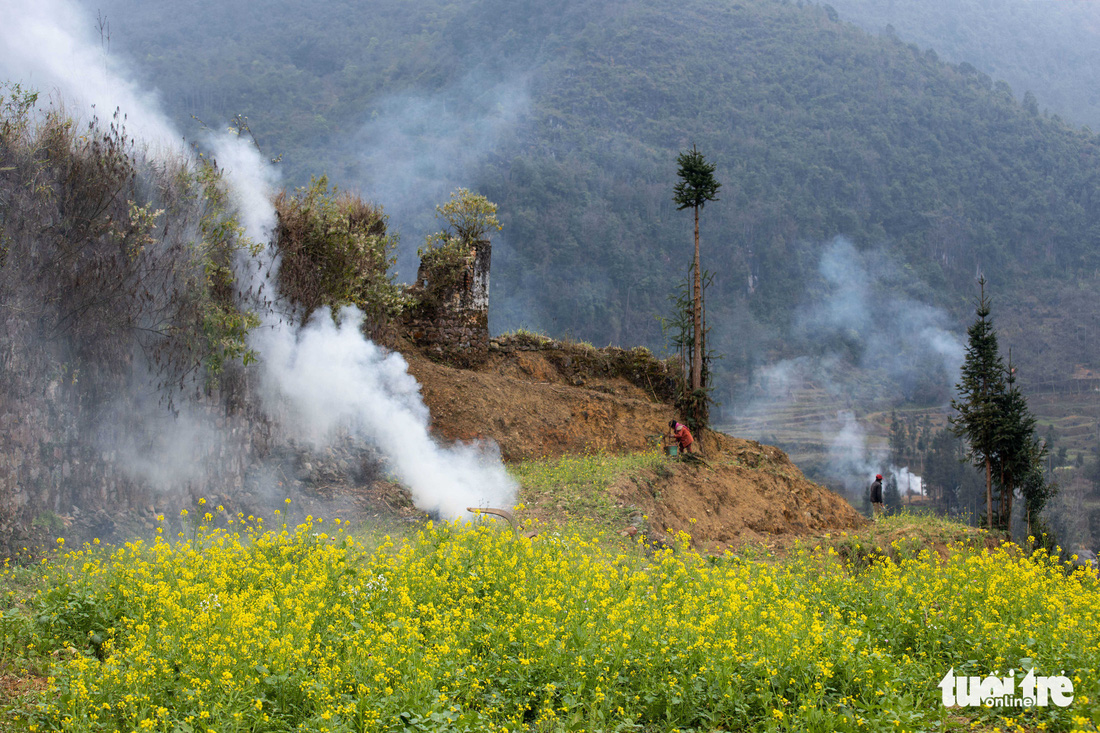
273;176;406;339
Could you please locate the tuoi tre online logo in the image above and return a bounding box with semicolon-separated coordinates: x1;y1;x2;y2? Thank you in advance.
938;668;1074;708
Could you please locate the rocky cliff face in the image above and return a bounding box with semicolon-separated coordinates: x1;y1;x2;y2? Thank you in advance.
0;341;397;553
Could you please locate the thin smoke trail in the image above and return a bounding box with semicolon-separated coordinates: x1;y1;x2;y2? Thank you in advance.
726;237;961;496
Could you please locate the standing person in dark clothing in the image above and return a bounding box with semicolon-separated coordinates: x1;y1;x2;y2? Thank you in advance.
870;473;885;520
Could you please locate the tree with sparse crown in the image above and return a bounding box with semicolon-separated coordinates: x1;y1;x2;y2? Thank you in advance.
950;277;1005;531
273;176;406;338
673;144;721;428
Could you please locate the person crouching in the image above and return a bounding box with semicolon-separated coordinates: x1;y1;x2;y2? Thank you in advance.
667;419;696;455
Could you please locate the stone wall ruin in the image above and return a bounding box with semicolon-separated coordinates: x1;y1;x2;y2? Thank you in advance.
404;237;491;369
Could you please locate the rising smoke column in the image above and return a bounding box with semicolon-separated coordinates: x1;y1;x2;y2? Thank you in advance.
351;74;530;279
0;0;182;152
824;411;887;496
346;72;550;337
2;0;517;518
727;237;962;495
181;104;520;521
252;307;516;519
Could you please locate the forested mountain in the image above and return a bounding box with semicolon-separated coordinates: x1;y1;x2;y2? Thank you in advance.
825;0;1100;131
79;0;1100;391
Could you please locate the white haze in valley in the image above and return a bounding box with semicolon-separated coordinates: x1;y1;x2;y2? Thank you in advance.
727;237;961;497
0;0;517;519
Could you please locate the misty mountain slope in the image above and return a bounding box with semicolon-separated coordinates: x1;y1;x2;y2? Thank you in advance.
477;0;1100;375
823;0;1100;130
74;0;1100;387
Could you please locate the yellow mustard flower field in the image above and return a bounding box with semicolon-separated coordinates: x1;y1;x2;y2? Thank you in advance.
2;508;1099;733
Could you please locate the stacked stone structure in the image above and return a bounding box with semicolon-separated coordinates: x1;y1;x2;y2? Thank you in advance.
404;237;491;369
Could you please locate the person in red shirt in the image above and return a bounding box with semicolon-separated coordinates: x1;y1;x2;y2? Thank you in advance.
667;419;696;454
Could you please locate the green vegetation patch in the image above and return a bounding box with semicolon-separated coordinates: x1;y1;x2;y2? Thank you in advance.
510;451;666;529
819;510;994;569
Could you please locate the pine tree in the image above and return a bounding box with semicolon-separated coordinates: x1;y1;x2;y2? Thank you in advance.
673;145;721;428
993;352;1036;532
884;474;902;513
996;352;1054;535
889;411;906;465
951;278;1005;530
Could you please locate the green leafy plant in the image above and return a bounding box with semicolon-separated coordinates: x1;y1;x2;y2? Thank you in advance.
193;158;263;381
274;176;406;338
413;188;501;316
423;187;501;247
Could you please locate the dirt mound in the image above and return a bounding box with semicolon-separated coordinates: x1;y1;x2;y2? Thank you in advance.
406;347;673;460
610;432;866;550
403;342;866;544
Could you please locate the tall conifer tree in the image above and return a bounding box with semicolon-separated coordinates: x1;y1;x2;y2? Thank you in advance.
995;351;1053;534
673;145;721;427
951;278;1005;530
994;352;1033;531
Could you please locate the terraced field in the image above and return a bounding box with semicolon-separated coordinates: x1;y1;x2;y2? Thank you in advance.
1029;390;1100;464
720;379;1100;494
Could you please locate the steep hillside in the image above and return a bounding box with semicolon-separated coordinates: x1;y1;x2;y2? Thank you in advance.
605;436;865;550
406;345;672;461
404;338;866;546
827;0;1100;130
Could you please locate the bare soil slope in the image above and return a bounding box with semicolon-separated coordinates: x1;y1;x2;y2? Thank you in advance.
404;344;866;545
609;433;865;550
407;348;671;460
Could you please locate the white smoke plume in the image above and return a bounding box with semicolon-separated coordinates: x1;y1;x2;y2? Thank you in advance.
893;466;923;498
824;410;887;496
1;0;215;493
206;133;282;293
350;73;530;277
252;308;517;519
822;412;925;499
727;236;961;497
809;237;964;386
2;0;517;519
0;0;182;152
211;93;518;521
